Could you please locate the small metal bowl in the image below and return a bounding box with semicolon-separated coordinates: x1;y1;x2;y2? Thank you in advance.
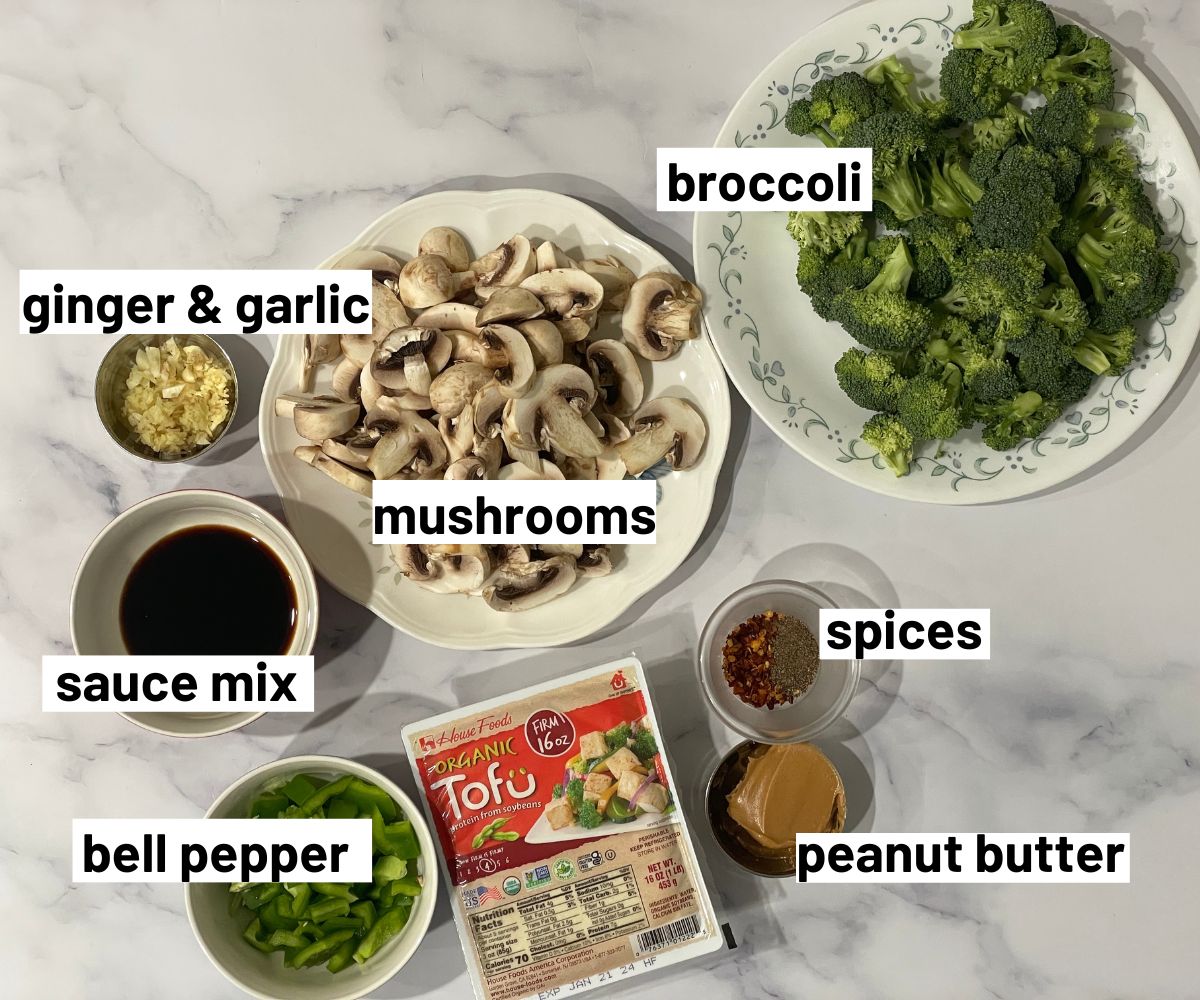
706;740;845;878
94;333;238;463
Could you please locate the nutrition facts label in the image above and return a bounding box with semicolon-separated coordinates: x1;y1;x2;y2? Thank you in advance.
472;865;650;975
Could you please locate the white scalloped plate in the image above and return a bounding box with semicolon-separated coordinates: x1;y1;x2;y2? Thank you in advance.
694;0;1199;502
259;189;730;649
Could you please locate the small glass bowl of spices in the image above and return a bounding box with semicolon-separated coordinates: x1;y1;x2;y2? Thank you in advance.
697;580;860;743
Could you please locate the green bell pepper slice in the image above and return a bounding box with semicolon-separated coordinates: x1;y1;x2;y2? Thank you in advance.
307;896;350;922
267;929;307;950
343;779;397;821
291;928;356;969
279;774;321;806
352;906;409;965
326;937;357;974
250;792;290;818
242;917;275;953
327;796;358;820
300;775;354;815
311;882;357;901
350;900;376;931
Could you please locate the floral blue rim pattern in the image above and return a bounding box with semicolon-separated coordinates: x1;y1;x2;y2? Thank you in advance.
703;4;1195;493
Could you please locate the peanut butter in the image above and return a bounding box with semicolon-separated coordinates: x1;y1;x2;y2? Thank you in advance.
726;743;845;852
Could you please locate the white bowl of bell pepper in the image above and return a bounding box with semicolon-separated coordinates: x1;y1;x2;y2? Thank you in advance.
186;754;437;1000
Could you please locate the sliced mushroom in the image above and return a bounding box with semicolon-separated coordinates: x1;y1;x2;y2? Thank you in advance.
368;411;448;480
622;272;702;361
505;365;602;462
473;434;504;478
333;248;404;285
293;396;361;442
518;319;564;368
577;545;613;577
558;455;598;480
445;456;487;480
412;302;480;333
535;241;579;272
476;286;546;325
300;334;341;392
472;235;536;300
294;445;373;497
391;544;491;594
371;280;412;341
483;555;577;612
275;393;312;419
439;404;477;462
520;268;604;323
429;362;495;417
586;340;644;417
472;382;507;442
398;254;475;309
615;396;706;475
371;327;451;396
330;355;364;403
491;544;531;566
479;324;535;399
321;429;376;470
417;227;471;272
579;255;636;311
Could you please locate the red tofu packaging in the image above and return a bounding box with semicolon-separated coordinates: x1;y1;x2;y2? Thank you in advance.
403;657;723;1000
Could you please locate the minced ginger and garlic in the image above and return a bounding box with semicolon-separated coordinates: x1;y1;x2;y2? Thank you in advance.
122;339;230;457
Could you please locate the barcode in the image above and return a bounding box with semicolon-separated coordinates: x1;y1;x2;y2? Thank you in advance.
632;914;702;956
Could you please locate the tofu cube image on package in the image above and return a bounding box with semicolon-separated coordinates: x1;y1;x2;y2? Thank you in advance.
583;772;613;803
579;731;608;759
545;798;574;831
604;747;641;777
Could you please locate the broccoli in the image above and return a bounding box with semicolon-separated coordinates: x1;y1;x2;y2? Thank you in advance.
952;0;1059;91
1030;283;1090;339
938;247;1044;320
829;238;933;350
974;390;1062;450
835;348;908;411
786;211;865;255
577;800;603;830
966;101;1029;151
1072;325;1138;375
940;47;1012;121
927;149;984;218
840;112;933;221
908;237;953;298
565;778;584;811
604;722;632;750
898;368;963;440
923;317;1015;403
861;413;914;476
785;72;889;144
630;728;658;761
1007;321;1080;398
1040;23;1116;105
865;54;949;123
796;229;881;320
1026;86;1135;155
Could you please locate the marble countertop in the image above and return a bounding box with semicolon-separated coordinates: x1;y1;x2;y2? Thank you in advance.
4;1;1200;997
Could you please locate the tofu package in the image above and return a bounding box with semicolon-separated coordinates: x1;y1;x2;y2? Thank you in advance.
402;657;723;1000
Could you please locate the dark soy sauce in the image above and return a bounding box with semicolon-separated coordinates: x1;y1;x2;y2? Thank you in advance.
120;525;297;655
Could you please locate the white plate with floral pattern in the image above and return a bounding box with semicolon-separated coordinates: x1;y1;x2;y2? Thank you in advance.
260;189;730;650
694;0;1198;503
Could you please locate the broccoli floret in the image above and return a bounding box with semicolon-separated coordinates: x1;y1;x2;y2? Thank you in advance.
927;149;984;218
923;316;1015;404
796;230;881;320
861;413;914;476
1008;321;1079;398
829;238;933;350
975;390;1062;450
1072;325;1137;375
841;112;933;222
965;102;1029;151
785;72;889;144
965;355;1020;404
1027;87;1135;155
604;722;632;750
565;778;584;811
865;55;949;123
939;248;1044;320
630;728;658;761
940;47;1012;122
952;0;1059;92
577;800;603;830
969;146;1060;253
908;238;953;298
1040;24;1116;105
786;211;865;255
1030;283;1089;339
898;367;963;440
1072;228;1173;322
835;348;909;411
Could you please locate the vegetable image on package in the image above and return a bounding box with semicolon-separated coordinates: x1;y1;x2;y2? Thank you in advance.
402;658;722;1000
